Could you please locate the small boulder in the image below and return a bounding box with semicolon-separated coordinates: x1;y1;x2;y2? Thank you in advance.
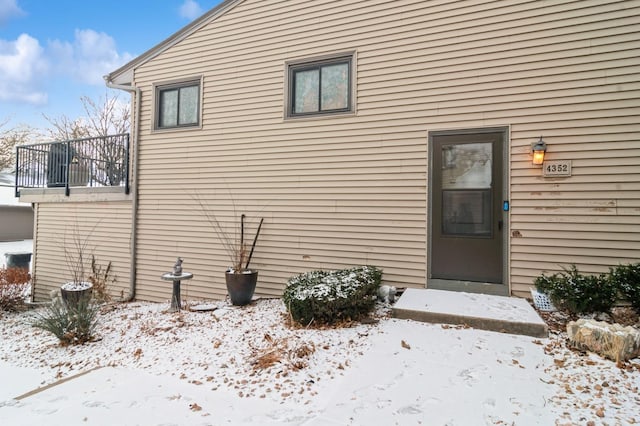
377;285;397;303
567;319;640;362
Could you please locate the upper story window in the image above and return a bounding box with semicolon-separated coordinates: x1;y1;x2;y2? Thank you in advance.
155;79;201;129
287;54;354;118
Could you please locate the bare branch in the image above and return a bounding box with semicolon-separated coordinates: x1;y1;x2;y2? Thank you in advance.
80;92;130;137
42;113;90;141
0;124;38;171
63;222;100;284
42;91;131;141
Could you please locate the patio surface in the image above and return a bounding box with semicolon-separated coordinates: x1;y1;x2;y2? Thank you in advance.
392;288;548;337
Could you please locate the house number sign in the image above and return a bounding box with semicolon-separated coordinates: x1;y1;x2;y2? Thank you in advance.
543;160;572;177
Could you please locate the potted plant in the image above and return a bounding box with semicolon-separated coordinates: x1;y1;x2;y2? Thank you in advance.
195;196;264;306
224;213;263;306
60;224;95;308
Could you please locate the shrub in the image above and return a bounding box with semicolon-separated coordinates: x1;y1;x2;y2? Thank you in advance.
534;265;617;314
0;267;31;312
283;266;382;325
532;272;560;295
609;263;640;312
30;299;99;345
88;255;115;303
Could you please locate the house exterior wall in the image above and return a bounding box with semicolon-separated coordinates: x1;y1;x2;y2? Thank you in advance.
31;202;132;302
0;206;33;242
124;0;639;302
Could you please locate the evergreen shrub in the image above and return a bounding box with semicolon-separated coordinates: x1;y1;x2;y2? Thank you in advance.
534;264;617;314
283;265;382;325
609;262;640;312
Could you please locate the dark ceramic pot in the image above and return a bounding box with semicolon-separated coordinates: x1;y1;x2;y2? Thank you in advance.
225;270;258;306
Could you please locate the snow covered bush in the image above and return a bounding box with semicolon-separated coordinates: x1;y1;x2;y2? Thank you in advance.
0;267;30;312
283;266;382;325
609;263;640;312
534;265;617;314
30;299;99;345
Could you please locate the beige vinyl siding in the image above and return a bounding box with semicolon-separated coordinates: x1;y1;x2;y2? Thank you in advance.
129;0;639;301
510;134;640;296
32;202;132;302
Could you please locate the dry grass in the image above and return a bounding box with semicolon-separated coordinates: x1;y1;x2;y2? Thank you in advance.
251;333;316;372
611;307;640;327
88;255;115;303
281;311;382;331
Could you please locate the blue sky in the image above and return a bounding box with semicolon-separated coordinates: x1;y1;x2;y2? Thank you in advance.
0;0;222;133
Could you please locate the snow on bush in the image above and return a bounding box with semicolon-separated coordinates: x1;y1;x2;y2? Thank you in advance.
283;266;382;325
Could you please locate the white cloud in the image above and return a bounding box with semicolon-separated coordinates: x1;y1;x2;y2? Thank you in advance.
48;29;134;85
0;34;48;104
179;0;203;20
0;0;24;25
0;28;134;106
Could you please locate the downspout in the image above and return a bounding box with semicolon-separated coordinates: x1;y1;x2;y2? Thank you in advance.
104;77;141;302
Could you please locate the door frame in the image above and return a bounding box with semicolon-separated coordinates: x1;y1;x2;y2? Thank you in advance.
427;126;510;296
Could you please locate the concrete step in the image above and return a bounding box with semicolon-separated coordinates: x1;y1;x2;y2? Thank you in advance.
392;288;548;338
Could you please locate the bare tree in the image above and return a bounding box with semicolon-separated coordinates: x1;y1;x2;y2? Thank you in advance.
0;120;37;171
41;114;90;142
43;91;130;141
80;93;130;137
42;92;131;186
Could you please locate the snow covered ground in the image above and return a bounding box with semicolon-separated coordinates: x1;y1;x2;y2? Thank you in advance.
1;239;639;425
0;297;638;425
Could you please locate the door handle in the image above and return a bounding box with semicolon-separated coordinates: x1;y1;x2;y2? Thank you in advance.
498;220;503;231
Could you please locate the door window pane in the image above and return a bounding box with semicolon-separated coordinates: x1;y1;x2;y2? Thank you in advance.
442;142;492;190
321;63;349;110
294;69;319;113
442;189;492;236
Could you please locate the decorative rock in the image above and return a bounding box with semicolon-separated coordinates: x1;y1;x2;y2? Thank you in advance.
567;319;640;362
378;285;397;303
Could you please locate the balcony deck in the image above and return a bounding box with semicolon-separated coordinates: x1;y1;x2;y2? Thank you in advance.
15;134;130;197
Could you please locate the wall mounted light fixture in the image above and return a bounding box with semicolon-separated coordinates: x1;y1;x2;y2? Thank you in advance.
531;137;547;165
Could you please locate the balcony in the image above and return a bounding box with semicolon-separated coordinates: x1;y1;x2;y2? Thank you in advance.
15;134;130;197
